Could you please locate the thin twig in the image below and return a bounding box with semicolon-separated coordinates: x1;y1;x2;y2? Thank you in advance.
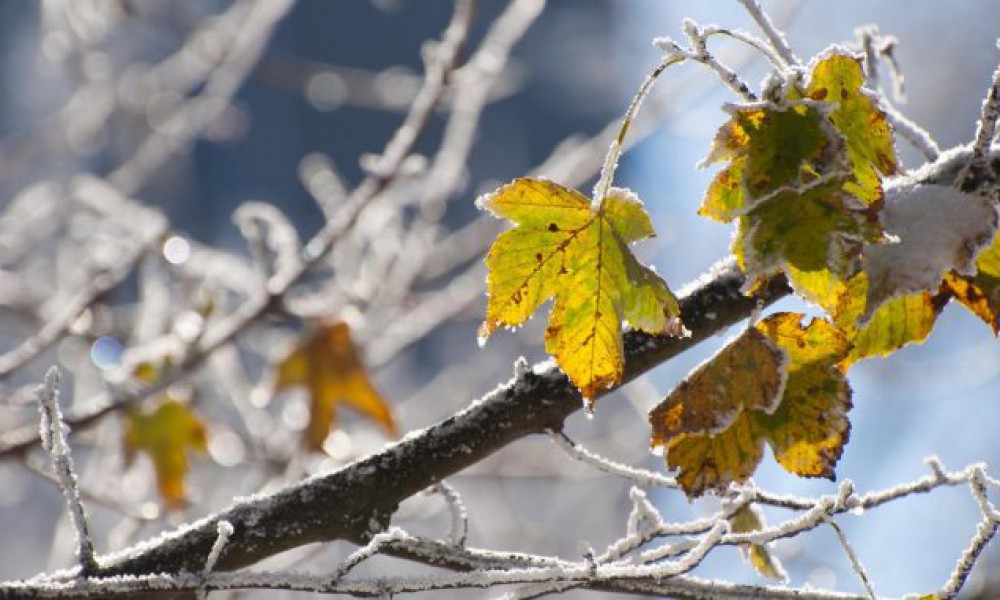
370;0;544;311
736;0;798;66
332;528;408;582
939;518;1000;599
549;430;677;489
199;521;234;600
824;516;876;599
883;99;940;162
109;0;296;195
431;481;469;547
969;43;1000;165
35;367;99;577
959;41;1000;191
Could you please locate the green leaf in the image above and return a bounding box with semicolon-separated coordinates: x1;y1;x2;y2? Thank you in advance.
806;51;897;203
699;103;831;222
735;181;881;284
480;178;682;401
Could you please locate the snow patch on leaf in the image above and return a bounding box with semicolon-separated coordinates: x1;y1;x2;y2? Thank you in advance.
863;184;998;322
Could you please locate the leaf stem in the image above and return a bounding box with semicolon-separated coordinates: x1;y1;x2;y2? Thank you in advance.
591;55;683;211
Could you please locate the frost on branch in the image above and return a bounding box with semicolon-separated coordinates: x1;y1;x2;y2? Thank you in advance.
36;367;99;576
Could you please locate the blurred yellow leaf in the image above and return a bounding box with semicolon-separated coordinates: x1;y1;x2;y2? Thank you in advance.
124;399;207;508
652;313;851;497
479;178;681;401
275;320;397;450
728;504;786;581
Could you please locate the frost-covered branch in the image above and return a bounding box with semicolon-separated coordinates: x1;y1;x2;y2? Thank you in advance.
960;42;1000;193
9;456;1000;599
736;0;798;66
35;367;98;577
2;568;871;599
7;145;998;595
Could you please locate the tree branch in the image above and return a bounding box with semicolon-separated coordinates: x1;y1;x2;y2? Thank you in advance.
29;144;1000;585
68;257;786;579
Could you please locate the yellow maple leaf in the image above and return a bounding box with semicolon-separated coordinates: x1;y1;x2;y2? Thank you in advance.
789;267;942;368
651;313;851;497
274;320;397;450
479;178;681;401
648;328;787;443
123;399;207;508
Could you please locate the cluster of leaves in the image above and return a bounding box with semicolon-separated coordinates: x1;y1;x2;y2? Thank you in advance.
479;49;1000;505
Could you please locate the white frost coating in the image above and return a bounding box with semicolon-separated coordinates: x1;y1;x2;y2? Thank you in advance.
736;0;797;66
0;569;869;599
862;184;998;322
36;367;99;575
604;186;644;212
511;356;529;380
675;256;737;298
969;468;1000;522
232;201;303;291
652;36;683;59
601;521;728;580
940;517;1000;599
432;481;468;546
334;527;408;580
882;99;941;162
473;184;502;213
549;431;677;489
592;140;621;210
968;53;1000;165
199;520;234;599
625;487;664;539
924;455;948;481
